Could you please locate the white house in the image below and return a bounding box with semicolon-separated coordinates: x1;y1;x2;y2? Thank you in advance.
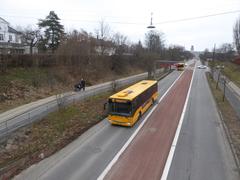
95;46;115;56
0;17;24;54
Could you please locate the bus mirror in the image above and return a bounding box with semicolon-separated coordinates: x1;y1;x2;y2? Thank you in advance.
103;102;108;110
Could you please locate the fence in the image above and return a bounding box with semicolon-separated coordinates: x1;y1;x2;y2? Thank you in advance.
0;72;148;140
211;69;240;119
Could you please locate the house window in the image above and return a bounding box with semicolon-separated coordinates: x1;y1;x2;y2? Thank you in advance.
9;35;12;41
0;34;3;41
16;36;20;43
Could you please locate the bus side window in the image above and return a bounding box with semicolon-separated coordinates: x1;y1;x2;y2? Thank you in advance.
107;99;113;112
132;99;137;113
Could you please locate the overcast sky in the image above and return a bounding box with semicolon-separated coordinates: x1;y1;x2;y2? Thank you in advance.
1;0;240;51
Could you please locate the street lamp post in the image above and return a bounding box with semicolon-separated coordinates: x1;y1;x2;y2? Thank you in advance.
147;13;156;79
216;65;224;90
211;44;216;78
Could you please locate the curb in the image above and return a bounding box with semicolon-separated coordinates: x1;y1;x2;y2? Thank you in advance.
206;72;240;175
218;109;240;174
156;70;174;82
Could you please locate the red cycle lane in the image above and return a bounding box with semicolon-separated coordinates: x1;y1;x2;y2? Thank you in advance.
104;67;194;180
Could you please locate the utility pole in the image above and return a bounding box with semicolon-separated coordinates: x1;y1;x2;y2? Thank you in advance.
223;76;226;102
216;65;225;90
212;43;216;79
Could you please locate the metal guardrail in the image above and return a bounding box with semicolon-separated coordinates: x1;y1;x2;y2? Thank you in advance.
0;72;148;139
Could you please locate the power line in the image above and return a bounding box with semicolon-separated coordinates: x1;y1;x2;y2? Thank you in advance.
155;10;240;24
0;9;239;26
0;9;148;19
0;13;146;25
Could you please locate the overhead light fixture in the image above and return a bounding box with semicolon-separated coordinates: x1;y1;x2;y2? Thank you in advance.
147;12;156;29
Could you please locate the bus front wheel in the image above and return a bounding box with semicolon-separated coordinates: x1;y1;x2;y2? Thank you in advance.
138;112;142;120
152;98;155;105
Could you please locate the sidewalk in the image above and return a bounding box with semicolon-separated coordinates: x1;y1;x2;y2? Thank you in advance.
0;72;148;139
0;95;57;123
0;73;146;122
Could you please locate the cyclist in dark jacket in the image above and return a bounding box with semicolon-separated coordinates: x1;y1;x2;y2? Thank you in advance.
80;78;85;91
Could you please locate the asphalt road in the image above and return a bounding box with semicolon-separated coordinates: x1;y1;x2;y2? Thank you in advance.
104;66;193;180
167;61;239;180
16;60;238;180
15;70;182;180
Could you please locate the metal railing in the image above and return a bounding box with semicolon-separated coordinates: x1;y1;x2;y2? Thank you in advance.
211;69;240;119
0;72;148;140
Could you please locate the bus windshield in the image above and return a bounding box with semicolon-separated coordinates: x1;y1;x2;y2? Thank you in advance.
108;101;132;115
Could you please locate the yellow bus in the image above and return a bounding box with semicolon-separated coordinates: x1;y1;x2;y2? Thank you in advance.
107;80;158;127
176;63;185;71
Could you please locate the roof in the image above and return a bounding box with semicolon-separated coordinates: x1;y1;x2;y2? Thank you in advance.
0;17;21;34
0;17;9;25
8;26;21;34
110;80;157;101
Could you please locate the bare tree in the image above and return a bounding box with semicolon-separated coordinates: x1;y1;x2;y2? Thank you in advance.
215;43;234;61
233;16;240;54
94;20;112;55
22;27;40;54
112;32;128;55
96;20;111;40
144;31;165;78
131;40;144;57
216;43;234;54
145;30;165;54
57;29;95;56
167;45;185;61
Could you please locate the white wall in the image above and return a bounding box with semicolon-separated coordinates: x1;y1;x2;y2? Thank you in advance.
0;19;8;42
0;18;21;44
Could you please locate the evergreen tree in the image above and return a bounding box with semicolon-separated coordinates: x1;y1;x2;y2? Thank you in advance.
38;11;65;53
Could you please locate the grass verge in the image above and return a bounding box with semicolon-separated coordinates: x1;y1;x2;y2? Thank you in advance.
222;62;240;87
0;92;110;179
0;66;144;113
206;72;240;171
209;61;240;87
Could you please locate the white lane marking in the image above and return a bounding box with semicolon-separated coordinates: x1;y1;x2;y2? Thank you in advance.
97;70;185;180
160;62;196;180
